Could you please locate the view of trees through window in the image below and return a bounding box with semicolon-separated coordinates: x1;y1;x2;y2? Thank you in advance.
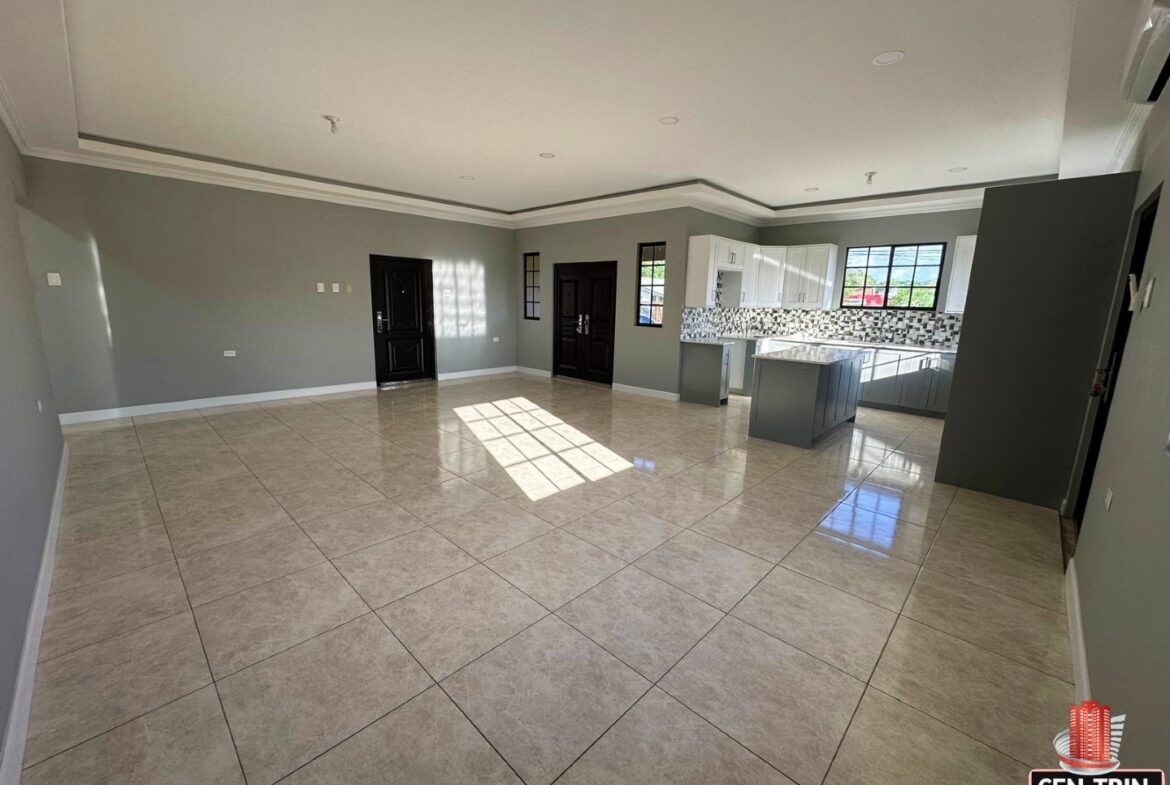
840;243;945;310
636;242;666;326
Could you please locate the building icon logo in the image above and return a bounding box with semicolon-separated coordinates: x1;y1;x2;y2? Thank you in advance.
1054;700;1125;775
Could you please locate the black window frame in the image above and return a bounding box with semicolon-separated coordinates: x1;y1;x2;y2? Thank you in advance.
635;241;666;328
522;252;541;320
839;242;947;311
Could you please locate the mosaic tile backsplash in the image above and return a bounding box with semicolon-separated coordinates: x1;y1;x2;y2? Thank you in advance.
681;307;963;349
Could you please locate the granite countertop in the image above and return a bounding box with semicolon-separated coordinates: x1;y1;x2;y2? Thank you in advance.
752;345;869;365
720;333;957;354
680;339;736;347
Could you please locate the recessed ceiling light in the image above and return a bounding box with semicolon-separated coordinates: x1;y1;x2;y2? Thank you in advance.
804;187;820;192
460;175;475;180
539;152;556;159
948;166;968;172
658;116;680;125
872;50;905;66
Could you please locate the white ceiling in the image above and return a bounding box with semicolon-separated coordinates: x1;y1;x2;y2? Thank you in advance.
57;0;1077;213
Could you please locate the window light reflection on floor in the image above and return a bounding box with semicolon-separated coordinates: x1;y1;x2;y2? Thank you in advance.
454;397;632;501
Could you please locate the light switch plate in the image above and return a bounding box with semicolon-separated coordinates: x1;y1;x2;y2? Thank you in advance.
316;282;325;293
223;350;237;357
492;336;499;343
331;282;340;293
46;272;62;286
345;283;353;293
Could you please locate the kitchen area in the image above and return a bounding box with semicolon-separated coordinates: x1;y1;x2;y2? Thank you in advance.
678;232;971;447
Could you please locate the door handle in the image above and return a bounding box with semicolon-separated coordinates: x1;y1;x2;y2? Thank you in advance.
576;314;584;334
376;311;385;334
583;314;590;335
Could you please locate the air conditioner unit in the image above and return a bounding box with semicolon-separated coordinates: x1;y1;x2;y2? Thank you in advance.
1123;0;1170;102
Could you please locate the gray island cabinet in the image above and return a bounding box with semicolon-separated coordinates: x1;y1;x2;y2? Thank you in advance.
748;346;865;447
679;340;734;406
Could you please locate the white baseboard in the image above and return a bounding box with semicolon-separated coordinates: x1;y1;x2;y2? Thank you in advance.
0;445;68;785
611;382;680;401
515;367;552;378
58;381;377;424
1065;557;1091;702
435;366;519;381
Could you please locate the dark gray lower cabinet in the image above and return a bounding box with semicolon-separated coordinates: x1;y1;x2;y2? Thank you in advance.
749;355;863;447
926;354;955;413
679;341;733;406
858;350;954;415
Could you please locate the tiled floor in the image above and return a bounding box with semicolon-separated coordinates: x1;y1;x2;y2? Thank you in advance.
24;373;1072;785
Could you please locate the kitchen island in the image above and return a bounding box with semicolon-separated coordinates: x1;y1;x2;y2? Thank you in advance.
748;345;866;447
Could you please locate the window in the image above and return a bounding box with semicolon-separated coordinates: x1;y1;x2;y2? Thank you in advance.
636;242;666;327
840;242;946;310
523;252;541;319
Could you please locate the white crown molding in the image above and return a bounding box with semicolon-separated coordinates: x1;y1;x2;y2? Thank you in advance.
763;191;985;226
0;69;30;153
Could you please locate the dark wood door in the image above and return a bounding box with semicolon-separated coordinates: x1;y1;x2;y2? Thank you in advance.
370;255;436;384
553;262;617;384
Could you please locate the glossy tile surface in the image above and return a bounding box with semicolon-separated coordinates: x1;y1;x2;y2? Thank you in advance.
30;377;1069;783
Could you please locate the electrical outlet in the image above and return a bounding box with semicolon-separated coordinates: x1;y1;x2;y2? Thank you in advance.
1104;487;1113;511
46;272;62;286
331;282;340;293
316;282;326;293
492;336;499;343
223;350;237;357
345;283;353;293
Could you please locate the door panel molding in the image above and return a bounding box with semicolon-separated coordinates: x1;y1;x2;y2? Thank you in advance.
553;261;617;385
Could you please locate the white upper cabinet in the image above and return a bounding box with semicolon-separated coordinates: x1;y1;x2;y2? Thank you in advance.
686;235;762;307
756;247;785;307
944;234;977;313
739;245;761;306
685;235;719;308
780;244;837;309
686;236;835;310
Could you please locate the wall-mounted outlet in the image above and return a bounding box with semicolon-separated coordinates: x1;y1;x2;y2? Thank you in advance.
331;282;340;293
316;282;326;293
223;350;237;357
46;272;62;286
345;283;353;293
1104;487;1113;511
492;336;499;343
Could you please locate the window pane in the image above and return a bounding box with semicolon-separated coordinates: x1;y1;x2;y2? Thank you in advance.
654;243;666;262
889;266;914;286
844;268;865;287
641;245;654;262
863;288;886;307
523;253;541;319
910;288;936;308
892;246;918;266
865;268;888;286
916;244;944;265
846;248;869;267
867;247;892;266
651;289;664;305
913;265;940;286
887;287;911;307
842;287;864;306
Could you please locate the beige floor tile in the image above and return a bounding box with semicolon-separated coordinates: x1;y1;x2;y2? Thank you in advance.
464;464;525;499
559;687;792;785
698;447;798;483
485;530;624;610
938;502;1063;563
40;561;188;661
924;528;1065;611
62;469;156;514
24;613;211;766
824;688;1028;785
217;614;431;785
509;483;620;525
847;477;953;529
57;497;163;546
65;453;148;489
334;527;476;608
239;441;331;473
690;503;810;562
378;565;546;679
732;483;838;527
444;616;648;785
394;477;496;523
818;502;936;564
879;448;938;476
902;568;1072;681
20;686;243;785
436;443;493;476
155;475;270;520
194;562;367;678
281;686;519;785
273;474;385;522
52;524;174;593
946;487;1056;528
781;532;919;612
361;462;455;495
148;456;252;495
871;618;1073;768
635;531;771;611
142;442;238;472
768;460;873;502
730;566;896;679
564;501;682;561
616;449;698;479
664;464;758;502
432;498;554;560
558;567;722;680
659;617;863;785
248;456;355;496
223;430;315;457
623;483;727;526
165;497;293;556
299;499;424;557
177;526;324;606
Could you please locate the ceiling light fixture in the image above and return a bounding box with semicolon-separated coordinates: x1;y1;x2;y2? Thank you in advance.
539;152;556;159
948;166;968;172
321;114;341;135
865;171;877;185
871;50;905;66
804;187;820;192
658;116;680;125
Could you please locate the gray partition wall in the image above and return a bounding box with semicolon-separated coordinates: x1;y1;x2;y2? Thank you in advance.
935;172;1139;508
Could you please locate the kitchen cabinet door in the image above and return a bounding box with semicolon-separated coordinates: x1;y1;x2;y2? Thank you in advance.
897;354;932;410
927;353;955;413
757;247;785;306
685;236;718;307
781;246;808;307
740;246;761;306
803;244;837;308
859;349;903;405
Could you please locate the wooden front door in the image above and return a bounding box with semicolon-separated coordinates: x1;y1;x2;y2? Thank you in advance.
369;255;436;384
553;261;617;384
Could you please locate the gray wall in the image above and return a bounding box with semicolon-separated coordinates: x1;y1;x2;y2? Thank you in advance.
515;208;758;394
1075;120;1170;766
760;209;983;309
935;173;1138;508
20;159;518;413
0;125;63;755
